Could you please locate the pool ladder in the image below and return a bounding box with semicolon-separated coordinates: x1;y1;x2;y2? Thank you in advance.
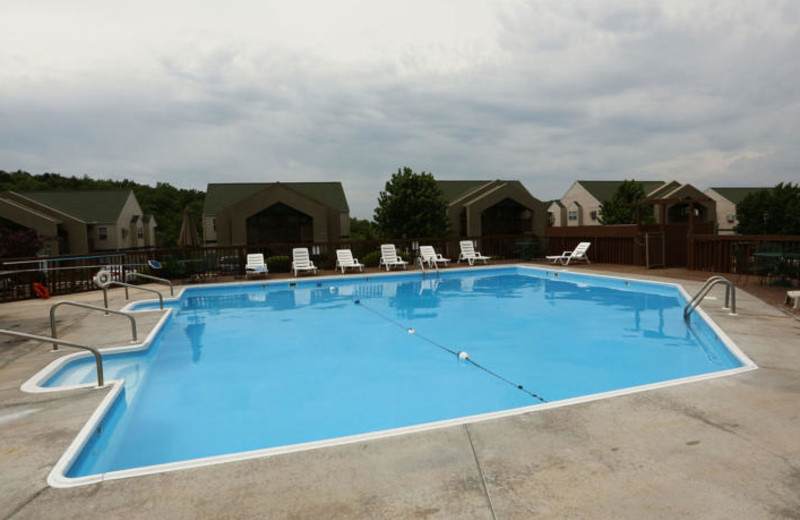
684;276;736;320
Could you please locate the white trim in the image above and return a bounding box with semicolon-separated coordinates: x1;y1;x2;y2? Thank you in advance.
25;265;756;487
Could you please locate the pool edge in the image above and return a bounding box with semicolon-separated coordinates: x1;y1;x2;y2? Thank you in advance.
33;264;758;488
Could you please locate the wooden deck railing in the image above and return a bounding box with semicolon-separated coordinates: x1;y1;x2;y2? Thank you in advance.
688;234;800;275
0;234;546;302
5;231;797;302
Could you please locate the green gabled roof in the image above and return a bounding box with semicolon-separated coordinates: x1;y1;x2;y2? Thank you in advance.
203;182;349;214
435;180;540;204
577;180;665;203
19;190;132;223
710;187;770;205
435;180;491;203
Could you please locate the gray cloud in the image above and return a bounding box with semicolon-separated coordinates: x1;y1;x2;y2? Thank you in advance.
1;1;798;217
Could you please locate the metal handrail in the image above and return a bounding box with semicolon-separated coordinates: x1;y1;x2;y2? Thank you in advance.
0;329;104;387
417;256;426;275
124;272;174;296
102;281;164;310
417;255;440;279
50;301;137;350
684;276;736;320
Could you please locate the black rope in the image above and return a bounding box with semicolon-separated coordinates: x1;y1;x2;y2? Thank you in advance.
353;299;547;403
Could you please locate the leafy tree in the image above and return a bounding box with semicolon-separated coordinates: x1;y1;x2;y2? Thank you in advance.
735;183;800;235
349;218;376;241
373;167;450;238
599;180;654;225
0;225;43;258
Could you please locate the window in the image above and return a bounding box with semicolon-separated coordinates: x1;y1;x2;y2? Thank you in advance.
138;227;144;239
99;227;107;240
726;214;735;223
212;218;217;231
589;210;598;221
568;210;578;221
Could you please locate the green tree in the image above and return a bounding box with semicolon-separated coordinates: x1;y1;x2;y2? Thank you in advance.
373;167;450;238
599;180;654;225
735;183;800;235
349;218;376;241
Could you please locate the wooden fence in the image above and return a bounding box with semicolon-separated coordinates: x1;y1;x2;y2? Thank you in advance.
688;234;800;274
545;225;644;265
0;234;547;302
5;231;798;302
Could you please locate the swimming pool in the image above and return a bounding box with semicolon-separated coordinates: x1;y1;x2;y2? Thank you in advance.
32;266;755;486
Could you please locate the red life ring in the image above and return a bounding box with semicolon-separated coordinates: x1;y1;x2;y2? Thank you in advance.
33;282;51;299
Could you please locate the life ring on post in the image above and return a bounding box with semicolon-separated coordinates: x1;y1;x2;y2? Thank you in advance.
94;269;112;288
32;282;50;299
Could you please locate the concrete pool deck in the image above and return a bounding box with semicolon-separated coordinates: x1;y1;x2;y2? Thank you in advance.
1;265;799;519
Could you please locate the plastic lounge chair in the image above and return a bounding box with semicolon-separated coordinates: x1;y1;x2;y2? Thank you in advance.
379;244;408;271
335;249;364;274
786;290;800;310
245;254;268;279
546;242;591;265
419;245;450;268
292;248;318;277
458;241;490;266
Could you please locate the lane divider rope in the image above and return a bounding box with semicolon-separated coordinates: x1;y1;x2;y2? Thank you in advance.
353;299;547;403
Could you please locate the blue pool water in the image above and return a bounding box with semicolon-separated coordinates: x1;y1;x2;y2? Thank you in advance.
46;267;744;478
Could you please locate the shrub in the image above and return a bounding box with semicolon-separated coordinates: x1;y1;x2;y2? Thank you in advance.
514;238;547;260
161;255;187;280
311;254;332;270
362;251;382;268
266;255;291;273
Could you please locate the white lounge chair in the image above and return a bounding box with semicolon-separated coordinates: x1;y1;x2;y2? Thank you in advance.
786;290;800;310
335;249;363;274
379;244;408;271
546;242;592;265
245;254;268;278
292;248;318;277
458;241;490;265
419;245;450;268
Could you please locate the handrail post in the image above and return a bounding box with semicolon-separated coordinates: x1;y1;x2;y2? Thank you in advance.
0;329;104;387
50;300;138;349
125;273;174;296
104;281;163;309
684;276;736;320
49;306;59;350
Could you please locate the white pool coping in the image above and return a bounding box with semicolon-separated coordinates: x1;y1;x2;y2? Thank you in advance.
22;265;757;488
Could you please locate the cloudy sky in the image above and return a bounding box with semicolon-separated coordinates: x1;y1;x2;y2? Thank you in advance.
1;1;798;217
